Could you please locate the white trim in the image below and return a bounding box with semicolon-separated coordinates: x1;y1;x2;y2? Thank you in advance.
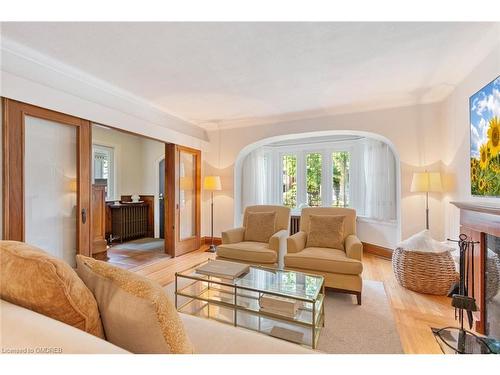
1;38;209;146
234;130;402;243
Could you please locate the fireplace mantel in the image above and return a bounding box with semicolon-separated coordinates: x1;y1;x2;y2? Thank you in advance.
450;201;500;216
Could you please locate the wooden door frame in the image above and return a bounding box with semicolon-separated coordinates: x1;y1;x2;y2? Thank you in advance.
2;98;92;256
164;143;201;257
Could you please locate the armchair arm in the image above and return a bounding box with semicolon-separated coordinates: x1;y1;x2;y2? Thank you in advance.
287;231;307;253
269;229;289;252
345;234;363;261
221;227;245;244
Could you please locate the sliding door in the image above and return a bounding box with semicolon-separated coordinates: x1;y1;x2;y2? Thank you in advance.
2;99;92;264
165;144;201;257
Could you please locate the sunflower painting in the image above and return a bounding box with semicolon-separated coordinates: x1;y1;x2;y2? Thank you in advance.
470;76;500;197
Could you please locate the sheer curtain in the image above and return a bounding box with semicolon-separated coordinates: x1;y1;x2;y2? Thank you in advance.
362;139;397;221
241;148;267;210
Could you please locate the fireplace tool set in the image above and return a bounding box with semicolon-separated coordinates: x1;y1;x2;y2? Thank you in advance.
432;234;496;354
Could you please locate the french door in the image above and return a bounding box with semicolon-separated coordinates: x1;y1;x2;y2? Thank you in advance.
165;144;201;257
2;98;92;265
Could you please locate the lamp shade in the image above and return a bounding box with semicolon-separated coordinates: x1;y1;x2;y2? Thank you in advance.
203;175;222;191
410;172;443;193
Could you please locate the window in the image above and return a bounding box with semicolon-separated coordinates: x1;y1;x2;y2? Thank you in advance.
92;144;114;200
332;151;350;207
306;153;322;206
243;137;397;222
282;154;297;208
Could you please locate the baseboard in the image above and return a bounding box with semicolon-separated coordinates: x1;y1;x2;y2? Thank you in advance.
202;236;222;246
362;242;393;259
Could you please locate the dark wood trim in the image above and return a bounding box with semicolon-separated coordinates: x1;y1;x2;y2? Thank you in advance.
202;236;222;246
362;242;393;259
2;98;92;256
165;143;176;257
173;145;202;257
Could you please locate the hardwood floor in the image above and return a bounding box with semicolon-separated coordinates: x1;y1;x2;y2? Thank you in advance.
107;238;170;269
128;247;456;354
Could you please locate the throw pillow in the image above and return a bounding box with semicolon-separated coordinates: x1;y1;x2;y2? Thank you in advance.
76;255;194;354
0;240;104;338
306;214;345;250
244;211;277;243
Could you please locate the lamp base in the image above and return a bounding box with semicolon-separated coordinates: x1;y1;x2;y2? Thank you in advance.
206;244;217;253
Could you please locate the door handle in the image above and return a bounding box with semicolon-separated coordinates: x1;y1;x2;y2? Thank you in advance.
81;208;87;224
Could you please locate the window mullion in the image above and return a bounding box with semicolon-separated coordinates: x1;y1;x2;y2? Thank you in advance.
297;150;306;207
324;149;332;207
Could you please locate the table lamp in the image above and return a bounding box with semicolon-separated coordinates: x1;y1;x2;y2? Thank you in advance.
204;176;222;252
411;171;442;230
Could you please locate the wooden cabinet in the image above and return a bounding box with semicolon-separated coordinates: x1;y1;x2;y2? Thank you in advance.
91;185;108;260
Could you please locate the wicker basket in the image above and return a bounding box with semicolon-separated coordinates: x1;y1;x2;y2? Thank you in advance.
392;247;459;295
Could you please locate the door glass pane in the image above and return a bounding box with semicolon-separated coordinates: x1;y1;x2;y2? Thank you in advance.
92;144;114;200
332;151;350;207
282;154;297;208
179;151;196;240
25;116;77;266
306;153;322;207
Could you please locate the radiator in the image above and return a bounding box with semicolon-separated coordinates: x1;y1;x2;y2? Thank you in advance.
290;215;301;235
110;204;148;242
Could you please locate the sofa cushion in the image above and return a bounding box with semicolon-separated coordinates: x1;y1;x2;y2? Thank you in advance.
1;299;127;354
244;211;277;243
306;214;345;250
284;247;363;275
76;255;193;354
217;241;277;264
0;240;104;338
180;313;314;354
243;205;291;232
300;207;356;239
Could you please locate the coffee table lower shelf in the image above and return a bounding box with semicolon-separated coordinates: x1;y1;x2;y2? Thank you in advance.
175;278;325;349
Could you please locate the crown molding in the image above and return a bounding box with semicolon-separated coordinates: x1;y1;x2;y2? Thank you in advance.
0;37;208;142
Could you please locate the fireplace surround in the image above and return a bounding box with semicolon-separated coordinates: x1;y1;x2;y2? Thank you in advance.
451;201;500;337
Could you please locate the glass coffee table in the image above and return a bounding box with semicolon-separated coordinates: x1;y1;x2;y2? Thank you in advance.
175;260;325;348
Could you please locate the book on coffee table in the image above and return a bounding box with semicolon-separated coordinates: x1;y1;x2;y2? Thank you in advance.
195;260;250;280
259;294;301;317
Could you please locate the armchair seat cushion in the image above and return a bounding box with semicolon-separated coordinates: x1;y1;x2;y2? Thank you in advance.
217;242;277;264
284;247;363;275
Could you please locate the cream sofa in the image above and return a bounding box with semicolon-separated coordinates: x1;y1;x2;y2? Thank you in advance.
284;207;363;304
217;205;290;267
1;299;314;354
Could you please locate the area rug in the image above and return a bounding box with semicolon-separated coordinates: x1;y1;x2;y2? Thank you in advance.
111;237;164;252
164;279;403;354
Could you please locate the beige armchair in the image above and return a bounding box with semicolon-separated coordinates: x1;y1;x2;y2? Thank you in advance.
284;207;363;304
217;205;291;267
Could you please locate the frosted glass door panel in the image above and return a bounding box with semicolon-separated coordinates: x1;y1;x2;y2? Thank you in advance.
25;116;77;266
179;151;196;240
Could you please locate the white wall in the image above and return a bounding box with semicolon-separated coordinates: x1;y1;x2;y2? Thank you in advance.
0;39;209;149
442;46;500;241
0;101;3;239
92;126;165;237
203;102;446;248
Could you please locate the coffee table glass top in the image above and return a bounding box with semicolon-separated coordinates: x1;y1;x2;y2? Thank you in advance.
177;260;324;301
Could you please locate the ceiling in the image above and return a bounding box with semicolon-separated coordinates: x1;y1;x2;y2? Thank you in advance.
1;22;499;129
